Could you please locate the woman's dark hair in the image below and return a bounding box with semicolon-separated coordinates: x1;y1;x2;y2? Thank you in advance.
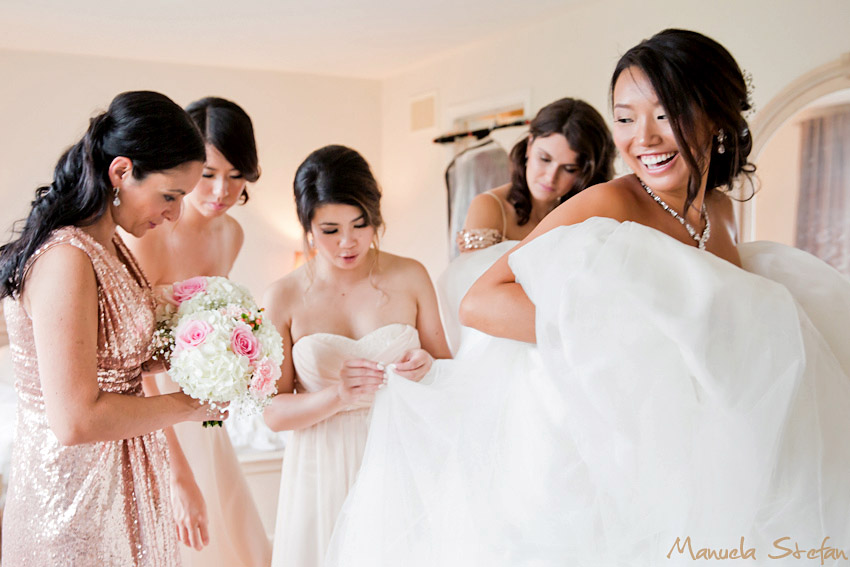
508;98;615;226
186;97;260;204
0;90;205;298
293;145;383;236
611;28;755;214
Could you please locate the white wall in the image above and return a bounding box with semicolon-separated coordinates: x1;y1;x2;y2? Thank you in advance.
0;49;382;298
2;2;849;285
378;0;850;277
753;116;802;245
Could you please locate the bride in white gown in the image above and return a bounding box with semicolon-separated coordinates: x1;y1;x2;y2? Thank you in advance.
327;29;850;566
262;145;451;567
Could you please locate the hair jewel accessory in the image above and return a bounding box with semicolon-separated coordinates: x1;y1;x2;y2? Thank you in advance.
112;187;121;207
742;69;756;117
716;129;726;155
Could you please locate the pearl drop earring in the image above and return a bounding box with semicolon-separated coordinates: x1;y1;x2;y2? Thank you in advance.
716;129;727;155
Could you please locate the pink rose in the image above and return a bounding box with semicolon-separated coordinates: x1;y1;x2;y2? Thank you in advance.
250;357;280;398
153;284;179;308
172;276;207;304
175;319;213;351
231;322;260;360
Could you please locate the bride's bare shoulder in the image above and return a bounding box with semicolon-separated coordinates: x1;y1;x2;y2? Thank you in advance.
546;176;641;227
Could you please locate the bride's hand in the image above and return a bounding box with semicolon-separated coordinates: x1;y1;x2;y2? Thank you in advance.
391;349;433;382
170;469;209;550
338;359;386;405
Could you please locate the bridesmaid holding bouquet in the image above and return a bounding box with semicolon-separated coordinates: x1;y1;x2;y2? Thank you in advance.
126;97;273;567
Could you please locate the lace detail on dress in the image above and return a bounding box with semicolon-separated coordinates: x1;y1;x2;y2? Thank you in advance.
456;228;504;252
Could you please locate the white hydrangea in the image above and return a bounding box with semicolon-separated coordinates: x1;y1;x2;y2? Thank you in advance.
154;276;285;420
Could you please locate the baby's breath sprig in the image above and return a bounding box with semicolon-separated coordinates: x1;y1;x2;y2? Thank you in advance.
151;321;175;361
240;308;265;331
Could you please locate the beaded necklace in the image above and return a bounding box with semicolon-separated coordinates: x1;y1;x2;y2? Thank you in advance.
637;178;710;250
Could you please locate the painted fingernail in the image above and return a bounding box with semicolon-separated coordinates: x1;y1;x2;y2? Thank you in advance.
376;363;385;371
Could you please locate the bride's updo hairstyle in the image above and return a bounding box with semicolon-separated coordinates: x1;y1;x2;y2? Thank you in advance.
509;98;615;225
611;29;755;214
293;144;384;247
0;91;205;299
186;97;261;204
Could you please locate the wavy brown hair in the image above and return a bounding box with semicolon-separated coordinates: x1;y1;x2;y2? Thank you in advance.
508;98;615;225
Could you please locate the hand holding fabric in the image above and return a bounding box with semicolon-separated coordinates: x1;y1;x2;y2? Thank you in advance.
390;348;434;382
338;359;385;405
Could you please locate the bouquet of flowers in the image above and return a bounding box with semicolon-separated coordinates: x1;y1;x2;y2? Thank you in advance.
153;276;284;427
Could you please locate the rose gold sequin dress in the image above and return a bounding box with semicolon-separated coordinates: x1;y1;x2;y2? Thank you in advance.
1;226;179;566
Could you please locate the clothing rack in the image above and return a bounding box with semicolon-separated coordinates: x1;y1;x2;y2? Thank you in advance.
432;118;529;144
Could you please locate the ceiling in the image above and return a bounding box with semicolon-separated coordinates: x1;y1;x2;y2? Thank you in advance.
0;0;584;79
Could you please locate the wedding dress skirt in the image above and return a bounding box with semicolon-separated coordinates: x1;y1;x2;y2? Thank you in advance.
327;218;850;566
437;240;516;354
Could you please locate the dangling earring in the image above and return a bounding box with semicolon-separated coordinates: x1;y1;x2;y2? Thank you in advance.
307;233;314;248
716;129;727;155
112;187;121;207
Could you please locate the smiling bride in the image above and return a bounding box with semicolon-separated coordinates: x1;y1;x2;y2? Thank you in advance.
326;29;850;567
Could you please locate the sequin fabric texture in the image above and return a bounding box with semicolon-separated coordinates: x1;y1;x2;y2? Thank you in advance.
455;228;504;252
1;227;179;566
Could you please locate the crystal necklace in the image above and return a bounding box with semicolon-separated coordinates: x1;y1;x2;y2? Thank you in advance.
637;178;711;250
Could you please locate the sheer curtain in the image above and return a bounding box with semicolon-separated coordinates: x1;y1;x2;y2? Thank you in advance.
795;107;850;274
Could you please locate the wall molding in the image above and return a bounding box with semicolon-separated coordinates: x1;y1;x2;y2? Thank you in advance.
741;53;850;241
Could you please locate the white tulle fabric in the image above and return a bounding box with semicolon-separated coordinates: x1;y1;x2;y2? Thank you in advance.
327;218;850;567
437;240;517;354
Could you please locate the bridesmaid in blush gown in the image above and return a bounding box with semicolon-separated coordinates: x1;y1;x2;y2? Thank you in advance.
0;91;225;567
262;145;451;567
125;97;273;567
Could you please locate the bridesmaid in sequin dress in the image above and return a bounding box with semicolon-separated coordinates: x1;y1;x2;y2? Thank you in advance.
0;91;224;567
456;98;615;253
126;97;273;567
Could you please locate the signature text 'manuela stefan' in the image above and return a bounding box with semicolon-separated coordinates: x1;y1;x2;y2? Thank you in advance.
667;536;848;564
